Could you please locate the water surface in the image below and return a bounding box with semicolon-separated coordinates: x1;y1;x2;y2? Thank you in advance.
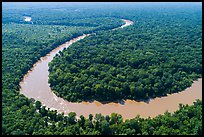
20;19;202;120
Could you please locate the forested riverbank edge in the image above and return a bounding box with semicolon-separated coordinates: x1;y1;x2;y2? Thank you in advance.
3;3;202;135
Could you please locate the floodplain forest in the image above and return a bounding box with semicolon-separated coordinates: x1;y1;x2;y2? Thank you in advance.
2;2;202;135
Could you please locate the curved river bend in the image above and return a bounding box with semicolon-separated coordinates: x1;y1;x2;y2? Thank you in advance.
20;19;202;120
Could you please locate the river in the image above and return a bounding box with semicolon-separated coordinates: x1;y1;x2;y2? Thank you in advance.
19;19;202;120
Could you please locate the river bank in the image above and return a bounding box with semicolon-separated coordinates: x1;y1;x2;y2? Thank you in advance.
20;19;202;120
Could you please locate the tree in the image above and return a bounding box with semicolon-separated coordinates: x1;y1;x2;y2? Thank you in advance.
89;114;93;121
35;101;42;110
68;112;77;125
79;115;85;128
100;120;111;135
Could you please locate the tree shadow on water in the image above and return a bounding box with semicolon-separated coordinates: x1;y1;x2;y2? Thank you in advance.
82;98;152;105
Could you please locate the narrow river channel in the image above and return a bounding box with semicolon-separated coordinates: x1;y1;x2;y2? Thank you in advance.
20;19;202;120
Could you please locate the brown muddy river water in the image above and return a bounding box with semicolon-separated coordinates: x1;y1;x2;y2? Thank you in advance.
20;19;202;120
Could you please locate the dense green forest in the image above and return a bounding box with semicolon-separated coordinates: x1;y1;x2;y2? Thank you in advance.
48;3;202;102
3;99;203;135
2;2;202;135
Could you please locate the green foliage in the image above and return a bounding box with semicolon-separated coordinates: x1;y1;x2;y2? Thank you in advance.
2;3;202;135
49;3;202;102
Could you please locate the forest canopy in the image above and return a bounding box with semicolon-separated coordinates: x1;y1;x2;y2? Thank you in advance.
48;3;202;102
2;2;202;135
